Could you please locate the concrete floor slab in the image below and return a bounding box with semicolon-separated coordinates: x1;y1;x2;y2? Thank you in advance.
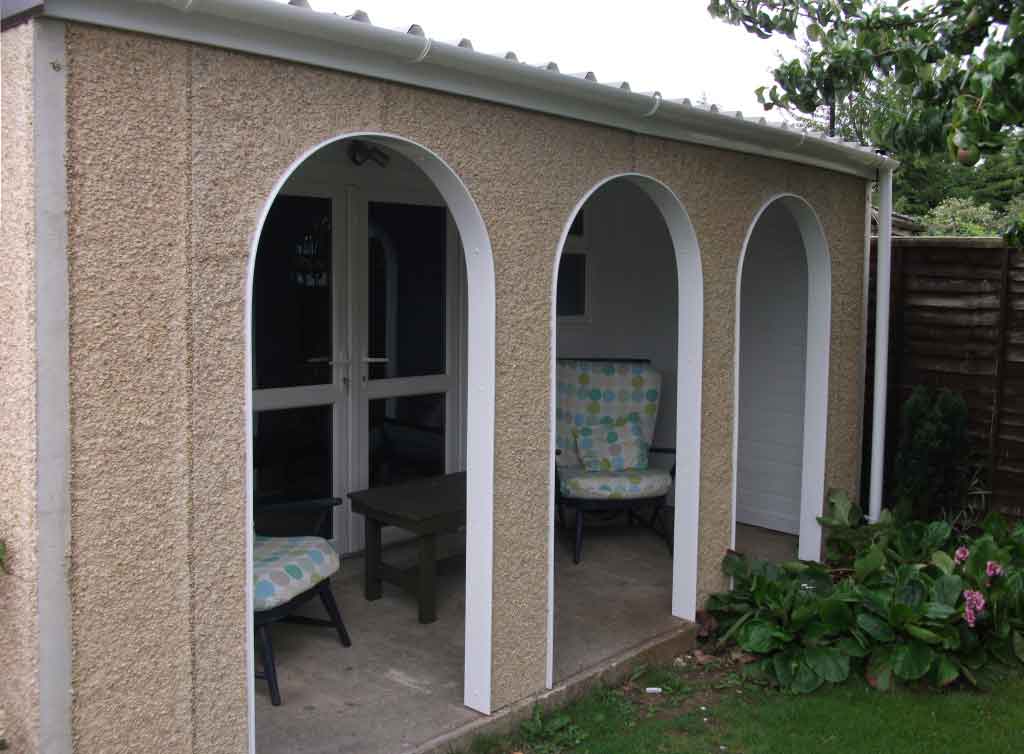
256;520;686;754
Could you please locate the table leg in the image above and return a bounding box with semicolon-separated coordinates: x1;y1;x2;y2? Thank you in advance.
364;516;383;601
417;533;438;624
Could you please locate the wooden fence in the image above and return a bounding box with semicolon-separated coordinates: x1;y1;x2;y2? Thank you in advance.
865;236;1024;518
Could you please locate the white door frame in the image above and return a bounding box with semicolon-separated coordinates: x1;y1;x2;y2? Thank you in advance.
349;188;466;552
546;174;704;688
245;134;496;751
730;194;831;562
250;183;352;551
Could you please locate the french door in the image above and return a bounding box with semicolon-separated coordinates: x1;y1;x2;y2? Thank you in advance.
251;181;464;556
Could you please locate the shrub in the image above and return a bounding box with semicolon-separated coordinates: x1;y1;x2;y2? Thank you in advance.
923;197;1003;236
893;387;971;520
707;491;1024;694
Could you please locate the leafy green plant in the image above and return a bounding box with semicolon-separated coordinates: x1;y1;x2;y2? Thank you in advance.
518;705;589;754
708;492;1024;694
893;387;971;519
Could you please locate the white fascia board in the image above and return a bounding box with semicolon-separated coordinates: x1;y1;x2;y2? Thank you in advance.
42;0;898;178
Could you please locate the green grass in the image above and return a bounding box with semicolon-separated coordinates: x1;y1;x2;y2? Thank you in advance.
466;663;1024;754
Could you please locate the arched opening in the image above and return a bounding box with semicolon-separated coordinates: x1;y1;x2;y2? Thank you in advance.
244;134;495;754
548;175;702;686
732;195;830;563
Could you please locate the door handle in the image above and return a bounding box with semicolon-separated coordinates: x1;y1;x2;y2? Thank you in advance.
361;357;390;364
307;357;352;366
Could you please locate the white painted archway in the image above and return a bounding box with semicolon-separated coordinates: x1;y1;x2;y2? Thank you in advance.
731;194;831;562
244;133;497;749
547;174;704;687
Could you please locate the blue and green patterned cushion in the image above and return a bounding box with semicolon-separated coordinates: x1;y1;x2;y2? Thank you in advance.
253;535;339;612
573;417;649;472
555;360;661;468
558;466;672;500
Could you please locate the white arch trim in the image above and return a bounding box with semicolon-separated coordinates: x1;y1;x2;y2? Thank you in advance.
730;194;831;562
245;133;497;746
546;174;704;688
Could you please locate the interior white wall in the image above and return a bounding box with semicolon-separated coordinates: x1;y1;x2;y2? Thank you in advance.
556;180;678;446
735;204;808;535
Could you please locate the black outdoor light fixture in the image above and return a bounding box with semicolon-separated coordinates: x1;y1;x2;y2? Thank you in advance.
348;140;391;168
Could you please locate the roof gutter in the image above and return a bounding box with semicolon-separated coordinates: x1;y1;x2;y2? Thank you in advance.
35;0;899;178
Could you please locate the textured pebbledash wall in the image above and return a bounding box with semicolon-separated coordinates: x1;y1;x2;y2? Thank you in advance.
62;23;868;752
0;21;41;754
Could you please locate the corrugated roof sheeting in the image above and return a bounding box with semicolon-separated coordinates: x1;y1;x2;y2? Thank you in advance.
280;2;882;162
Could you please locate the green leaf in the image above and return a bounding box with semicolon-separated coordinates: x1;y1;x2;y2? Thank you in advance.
806;22;823;42
773;650;798;688
857;613;895;643
804;647;850;683
791;659;825;694
955;659;978;687
855;546;885;581
896;578;927;610
819;599;853;630
931;551;955;575
906;625;942;645
722;551;749;579
921;602;957;621
837;636;870;659
934;655;960;687
892;642;935;681
923;522;952;551
737;618;790;654
866;648;894;691
934;574;964;607
1013;631;1024;665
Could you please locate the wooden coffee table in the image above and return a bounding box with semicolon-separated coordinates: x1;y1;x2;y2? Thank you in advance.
348;471;466;624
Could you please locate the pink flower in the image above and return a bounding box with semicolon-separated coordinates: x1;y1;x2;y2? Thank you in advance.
963;589;986;627
955;546;970;564
965;605;977;628
986;561;1004;578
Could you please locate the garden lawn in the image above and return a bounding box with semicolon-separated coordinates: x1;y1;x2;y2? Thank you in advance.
467;657;1024;754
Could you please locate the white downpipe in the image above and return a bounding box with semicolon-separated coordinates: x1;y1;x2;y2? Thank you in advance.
868;168;894;522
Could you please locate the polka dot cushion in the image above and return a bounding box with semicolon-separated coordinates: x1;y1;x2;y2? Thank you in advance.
253;535;340;612
573;416;649;472
558;466;672;500
555;360;661;468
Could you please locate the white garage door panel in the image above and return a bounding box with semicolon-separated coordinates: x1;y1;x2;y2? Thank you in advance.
736;205;808;535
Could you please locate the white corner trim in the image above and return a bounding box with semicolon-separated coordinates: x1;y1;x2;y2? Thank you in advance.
546;174;703;689
868;169;894;523
730;194;831;562
245;133;496;742
33;18;74;754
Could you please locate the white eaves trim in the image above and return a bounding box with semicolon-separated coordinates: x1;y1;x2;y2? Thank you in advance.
37;0;899;178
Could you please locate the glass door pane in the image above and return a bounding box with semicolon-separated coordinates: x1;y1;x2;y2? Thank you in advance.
367;202;447;380
368;394;446;488
253;405;334;537
252;195;332;389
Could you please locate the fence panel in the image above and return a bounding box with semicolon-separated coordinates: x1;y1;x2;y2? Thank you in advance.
866;237;1024;518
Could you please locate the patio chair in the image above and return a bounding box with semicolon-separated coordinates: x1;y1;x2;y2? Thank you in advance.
555;359;676;563
253;533;351;706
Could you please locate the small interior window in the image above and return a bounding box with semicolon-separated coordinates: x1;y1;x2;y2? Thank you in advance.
557;253;588;318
